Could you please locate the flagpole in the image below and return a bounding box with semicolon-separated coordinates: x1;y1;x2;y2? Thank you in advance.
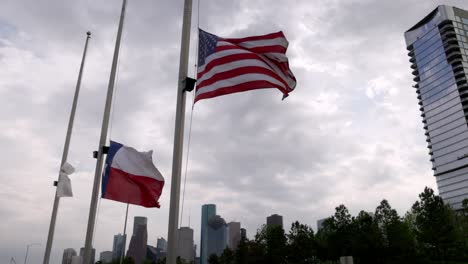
120;203;129;264
83;0;127;263
166;0;193;263
42;31;91;264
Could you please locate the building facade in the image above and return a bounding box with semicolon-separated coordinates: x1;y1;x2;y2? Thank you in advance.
62;248;77;264
112;233;126;261
405;5;468;210
200;204;216;264
79;247;95;264
207;215;227;259
227;222;241;250
177;227;195;262
156;237;167;252
266;214;283;228
99;251;113;263
127;216;148;264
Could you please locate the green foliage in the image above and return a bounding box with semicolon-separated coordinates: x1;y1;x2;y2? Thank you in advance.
212;187;468;264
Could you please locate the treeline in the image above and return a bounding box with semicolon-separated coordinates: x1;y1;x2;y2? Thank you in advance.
208;187;468;264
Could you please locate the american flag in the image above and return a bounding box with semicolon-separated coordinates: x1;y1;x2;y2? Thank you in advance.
195;29;296;103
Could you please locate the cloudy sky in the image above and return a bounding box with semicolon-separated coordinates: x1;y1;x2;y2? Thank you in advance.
2;0;468;263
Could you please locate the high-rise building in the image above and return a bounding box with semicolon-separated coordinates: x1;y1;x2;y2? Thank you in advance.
99;251;113;263
405;5;468;210
200;204;216;264
156;237;167;252
317;217;329;231
176;227;195;262
266;214;283;228
207;215;227;259
79;247;95;264
62;248;77;264
227;222;241;250
127;216;148;264
240;228;247;240
70;256;82;264
112;233;127;261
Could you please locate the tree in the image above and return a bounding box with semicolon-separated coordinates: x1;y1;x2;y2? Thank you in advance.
208;254;220;264
218;248;234;264
411;187;462;261
286;221;316;264
375;199;416;263
350;211;384;264
235;236;248;264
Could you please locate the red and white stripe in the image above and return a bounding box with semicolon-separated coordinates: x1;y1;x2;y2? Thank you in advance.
195;31;296;103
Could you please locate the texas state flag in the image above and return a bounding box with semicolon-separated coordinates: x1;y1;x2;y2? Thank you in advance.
102;141;165;208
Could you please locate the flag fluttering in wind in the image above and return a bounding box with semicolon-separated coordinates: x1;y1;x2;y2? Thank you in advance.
101;141;165;208
195;29;296;103
56;162;75;198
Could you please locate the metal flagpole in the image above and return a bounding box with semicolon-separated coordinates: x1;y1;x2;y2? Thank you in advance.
43;31;91;264
83;0;127;263
166;0;193;263
120;203;129;264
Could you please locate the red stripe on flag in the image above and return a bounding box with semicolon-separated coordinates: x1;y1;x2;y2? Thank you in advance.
103;167;164;208
195;80;288;103
198;53;260;79
196;66;288;90
223;31;285;44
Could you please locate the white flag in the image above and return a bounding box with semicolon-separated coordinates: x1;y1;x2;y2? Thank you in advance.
56;162;74;198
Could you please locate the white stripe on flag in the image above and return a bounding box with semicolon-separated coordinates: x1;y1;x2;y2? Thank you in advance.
196;73;286;95
237;37;288;49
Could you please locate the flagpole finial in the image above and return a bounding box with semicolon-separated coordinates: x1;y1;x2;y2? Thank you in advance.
87;31;91;37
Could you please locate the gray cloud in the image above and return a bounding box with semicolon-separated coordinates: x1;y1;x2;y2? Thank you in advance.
2;0;468;263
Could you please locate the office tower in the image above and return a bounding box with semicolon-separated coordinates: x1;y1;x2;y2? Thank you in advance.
207;215;227;258
200;204;216;264
99;251;113;263
62;248;77;264
240;228;247;240
317;218;329;231
127;216;148;264
227;222;241;250
112;233;127;261
405;5;468;210
70;256;82;264
266;214;283;228
79;247;95;264
176;227;195;262
156;237;167;252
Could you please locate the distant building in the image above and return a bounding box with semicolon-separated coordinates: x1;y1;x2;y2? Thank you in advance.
227;222;241;250
99;251;113;263
70;256;82;264
266;214;283;228
404;4;468;210
317;217;329;231
240;228;247;240
62;248;77;264
207;215;227;258
177;227;195;262
200;204;216;264
156;237;167;252
112;233;126;261
127;216;148;264
79;247;96;264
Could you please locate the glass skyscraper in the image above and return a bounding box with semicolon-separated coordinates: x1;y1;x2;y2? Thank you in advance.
206;215;227;258
405;5;468;210
200;204;216;264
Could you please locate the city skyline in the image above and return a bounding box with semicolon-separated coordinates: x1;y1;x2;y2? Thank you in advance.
3;1;468;264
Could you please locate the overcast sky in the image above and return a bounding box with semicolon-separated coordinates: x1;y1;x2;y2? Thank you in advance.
2;0;468;263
